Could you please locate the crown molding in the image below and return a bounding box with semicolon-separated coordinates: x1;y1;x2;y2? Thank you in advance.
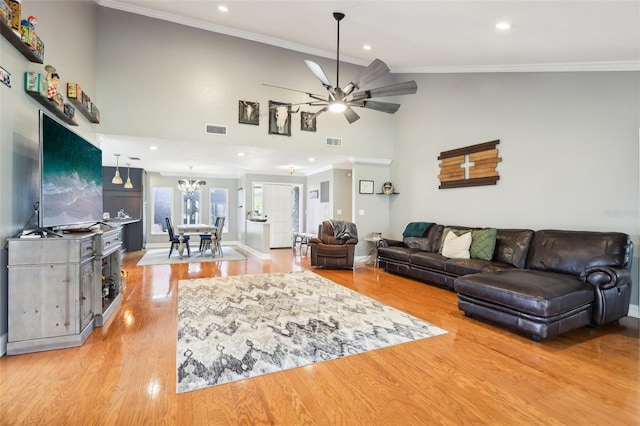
392;61;640;74
97;0;370;67
98;1;639;74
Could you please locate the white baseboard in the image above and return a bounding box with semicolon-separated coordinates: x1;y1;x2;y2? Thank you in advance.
129;247;640;319
143;241;270;260
235;242;271;260
145;241;238;250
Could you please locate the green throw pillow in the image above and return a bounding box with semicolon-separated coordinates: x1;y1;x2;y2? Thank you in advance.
470;228;498;260
402;222;434;238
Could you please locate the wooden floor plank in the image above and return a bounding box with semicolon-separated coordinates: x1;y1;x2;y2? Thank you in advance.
0;247;638;425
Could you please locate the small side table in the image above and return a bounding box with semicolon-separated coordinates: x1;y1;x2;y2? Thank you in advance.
293;232;315;254
364;236;383;267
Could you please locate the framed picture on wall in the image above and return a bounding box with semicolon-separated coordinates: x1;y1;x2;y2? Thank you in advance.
238;100;259;125
359;180;374;194
301;111;317;132
268;101;292;136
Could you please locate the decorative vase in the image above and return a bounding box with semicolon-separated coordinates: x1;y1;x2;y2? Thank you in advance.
382;182;394;194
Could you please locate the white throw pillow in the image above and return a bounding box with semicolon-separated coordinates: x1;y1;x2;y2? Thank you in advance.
441;230;472;259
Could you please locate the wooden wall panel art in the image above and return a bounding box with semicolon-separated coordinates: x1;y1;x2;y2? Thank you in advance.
438;140;501;189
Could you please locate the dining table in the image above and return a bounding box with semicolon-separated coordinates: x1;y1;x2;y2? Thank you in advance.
176;224;217;259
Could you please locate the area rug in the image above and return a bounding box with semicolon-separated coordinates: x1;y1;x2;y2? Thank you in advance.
176;270;447;393
137;247;246;266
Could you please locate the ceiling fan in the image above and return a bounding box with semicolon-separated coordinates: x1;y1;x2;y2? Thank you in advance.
264;12;418;124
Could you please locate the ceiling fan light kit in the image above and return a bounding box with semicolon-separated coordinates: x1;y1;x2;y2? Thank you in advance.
266;12;418;124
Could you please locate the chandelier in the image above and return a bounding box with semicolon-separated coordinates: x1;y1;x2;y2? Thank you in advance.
178;166;206;194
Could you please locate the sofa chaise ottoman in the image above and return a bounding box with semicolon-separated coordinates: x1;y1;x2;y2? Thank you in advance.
455;230;633;341
378;223;633;340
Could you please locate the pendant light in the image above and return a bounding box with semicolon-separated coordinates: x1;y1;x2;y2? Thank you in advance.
112;154;123;184
124;162;133;189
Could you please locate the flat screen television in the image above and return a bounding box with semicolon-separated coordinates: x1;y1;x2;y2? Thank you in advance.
39;111;103;229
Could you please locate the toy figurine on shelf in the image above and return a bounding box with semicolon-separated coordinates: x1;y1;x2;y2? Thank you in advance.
21;15;37;30
45;64;59;98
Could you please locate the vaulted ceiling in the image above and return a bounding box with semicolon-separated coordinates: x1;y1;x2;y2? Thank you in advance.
97;0;640;176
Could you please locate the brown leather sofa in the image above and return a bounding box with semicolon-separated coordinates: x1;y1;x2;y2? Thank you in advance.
378;224;633;341
309;220;358;269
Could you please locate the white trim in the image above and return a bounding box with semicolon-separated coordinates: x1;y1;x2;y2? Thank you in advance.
628;304;639;319
393;61;640;74
349;156;393;166
97;0;368;67
236;242;271;260
97;1;640;74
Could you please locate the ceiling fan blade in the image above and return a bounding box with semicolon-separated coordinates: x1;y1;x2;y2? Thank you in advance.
343;107;360;124
350;80;418;101
343;59;390;96
262;83;327;100
353;100;401;114
304;60;335;94
310;105;329;120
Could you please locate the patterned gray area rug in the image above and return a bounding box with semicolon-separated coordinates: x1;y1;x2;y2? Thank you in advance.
137;247;246;266
176;270;447;393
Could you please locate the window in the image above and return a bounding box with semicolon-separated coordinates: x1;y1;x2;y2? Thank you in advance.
182;191;201;224
252;184;263;217
152;187;173;234
209;188;228;232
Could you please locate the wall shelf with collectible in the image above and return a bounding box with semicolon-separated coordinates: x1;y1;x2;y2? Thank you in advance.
0;6;44;63
67;83;100;123
25;66;77;126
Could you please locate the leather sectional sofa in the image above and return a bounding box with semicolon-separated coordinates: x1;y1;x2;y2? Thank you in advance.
378;223;634;341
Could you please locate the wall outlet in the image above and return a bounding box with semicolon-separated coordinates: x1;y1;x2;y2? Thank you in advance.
359;209;365;216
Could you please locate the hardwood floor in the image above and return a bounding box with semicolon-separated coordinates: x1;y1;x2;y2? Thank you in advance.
1;247;638;425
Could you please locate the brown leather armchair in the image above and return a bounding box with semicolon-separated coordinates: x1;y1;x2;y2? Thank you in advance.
309;220;358;269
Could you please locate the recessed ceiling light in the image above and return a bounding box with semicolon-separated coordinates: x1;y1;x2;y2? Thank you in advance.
496;22;512;31
149;145;158;150
237;152;246;157
363;44;372;51
218;5;228;13
308;157;315;162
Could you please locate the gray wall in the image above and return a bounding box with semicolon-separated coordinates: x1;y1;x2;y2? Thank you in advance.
145;172;240;246
2;4;638;356
0;1;99;355
391;71;640;307
95;8;395;163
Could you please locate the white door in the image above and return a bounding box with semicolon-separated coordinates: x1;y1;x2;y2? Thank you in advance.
263;184;293;248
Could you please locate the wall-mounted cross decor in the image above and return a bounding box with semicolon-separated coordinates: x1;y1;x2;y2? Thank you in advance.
438;140;501;189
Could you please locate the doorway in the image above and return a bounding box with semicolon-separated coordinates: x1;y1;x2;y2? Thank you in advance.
254;183;302;248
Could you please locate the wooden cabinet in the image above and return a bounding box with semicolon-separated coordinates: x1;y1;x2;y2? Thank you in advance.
7;233;96;355
94;228;123;327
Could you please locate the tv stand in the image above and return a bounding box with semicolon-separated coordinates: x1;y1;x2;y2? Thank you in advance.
6;233;96;355
6;228;124;354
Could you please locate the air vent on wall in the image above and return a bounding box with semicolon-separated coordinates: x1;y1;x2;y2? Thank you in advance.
205;124;228;136
326;137;342;147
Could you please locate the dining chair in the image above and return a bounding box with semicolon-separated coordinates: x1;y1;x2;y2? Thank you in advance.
166;217;190;258
212;216;225;257
199;232;212;254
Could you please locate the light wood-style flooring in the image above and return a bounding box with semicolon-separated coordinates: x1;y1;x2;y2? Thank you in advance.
1;247;638;425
